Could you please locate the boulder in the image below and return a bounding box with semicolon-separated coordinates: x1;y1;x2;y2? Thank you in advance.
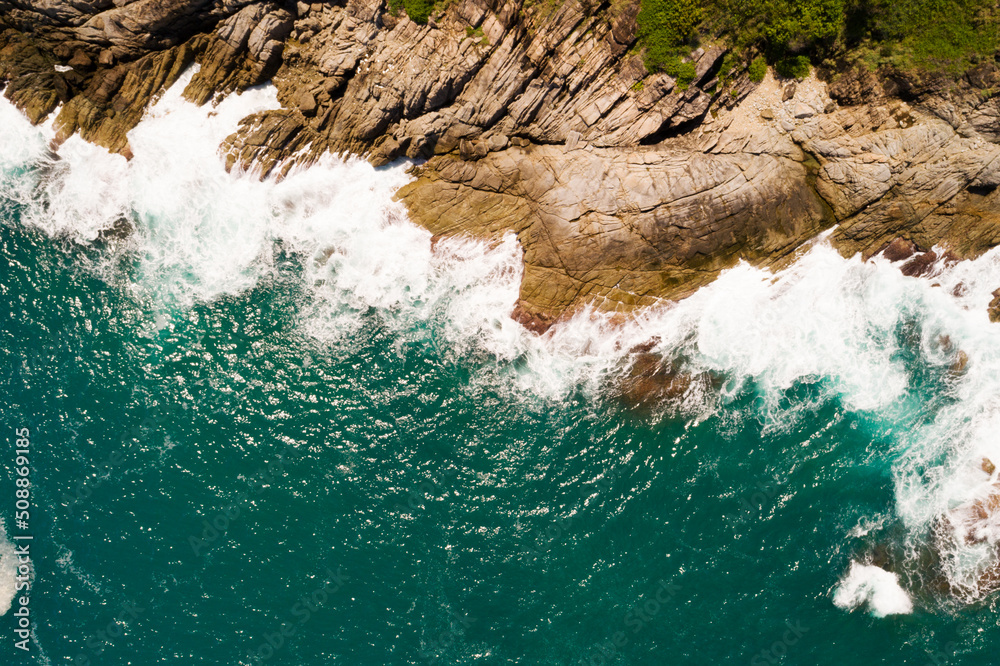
880;237;919;262
68;49;92;70
297;91;318;116
793;102;814;119
989;289;1000;323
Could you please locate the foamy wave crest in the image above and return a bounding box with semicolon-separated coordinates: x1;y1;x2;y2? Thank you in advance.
646;244;1000;605
0;95;49;221
834;562;914;617
0;522;20;615
0;67;418;307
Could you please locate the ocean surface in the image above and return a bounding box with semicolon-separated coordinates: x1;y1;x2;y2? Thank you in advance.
1;69;999;665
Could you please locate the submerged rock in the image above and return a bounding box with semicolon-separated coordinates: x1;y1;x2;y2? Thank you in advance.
899;250;958;278
942;463;1000;547
933;457;1000;597
615;339;720;411
856;456;1000;608
879;237;919;262
618;352;694;410
950;350;969;374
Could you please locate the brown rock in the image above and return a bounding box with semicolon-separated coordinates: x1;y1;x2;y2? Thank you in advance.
183;3;294;106
984;458;997;476
220;109;329;178
68;50;92;71
900;251;939;277
619;353;692;408
950;350;969;374
370;136;401;167
828;65;885;106
511;302;556;334
793;102;814;119
880;237;919;262
53;42;198;155
485;134;509;152
399;143;833;322
899;250;959;278
458;139;488;161
989;289;1000;323
297;91;318;116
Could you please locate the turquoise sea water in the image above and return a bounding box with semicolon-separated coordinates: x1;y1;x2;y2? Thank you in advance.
2;73;1000;665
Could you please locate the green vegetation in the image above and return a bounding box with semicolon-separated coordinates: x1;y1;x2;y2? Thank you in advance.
389;0;437;24
635;0;702;81
392;0;999;79
849;0;1000;73
715;0;846;57
775;54;811;79
716;51;741;88
747;55;767;82
635;0;1000;81
465;25;489;45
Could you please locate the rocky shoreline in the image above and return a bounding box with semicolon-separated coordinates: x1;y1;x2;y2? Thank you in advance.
4;0;1000;328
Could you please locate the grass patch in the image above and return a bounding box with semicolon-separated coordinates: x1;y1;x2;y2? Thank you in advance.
851;0;1000;73
389;0;438;24
465;25;489;45
636;0;702;83
634;0;1000;82
775;54;810;79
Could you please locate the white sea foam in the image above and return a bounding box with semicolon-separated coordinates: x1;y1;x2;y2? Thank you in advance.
848;513;891;539
0;522;21;615
833;561;914;617
24;134;131;242
0;97;47;169
0;95;49;217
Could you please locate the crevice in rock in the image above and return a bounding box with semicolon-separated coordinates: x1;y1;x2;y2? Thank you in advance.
968;183;998;196
639;104;711;145
694;50;727;89
796;147;840;229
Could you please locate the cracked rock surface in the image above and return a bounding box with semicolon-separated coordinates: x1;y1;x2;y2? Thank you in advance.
403;68;1000;324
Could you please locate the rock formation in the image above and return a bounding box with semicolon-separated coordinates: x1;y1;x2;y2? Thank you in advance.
5;0;1000;327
